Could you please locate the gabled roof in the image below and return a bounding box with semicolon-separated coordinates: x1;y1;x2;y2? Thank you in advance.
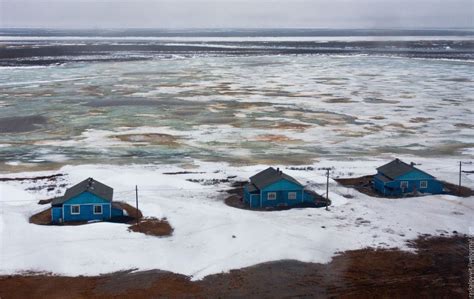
250;167;302;190
376;159;434;180
52;178;113;207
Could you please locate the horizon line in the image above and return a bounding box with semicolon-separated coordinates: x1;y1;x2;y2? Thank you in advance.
1;26;474;31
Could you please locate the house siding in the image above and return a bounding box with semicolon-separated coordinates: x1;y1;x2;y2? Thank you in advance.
261;179;302;208
374;169;443;196
52;191;112;223
51;207;63;223
244;173;318;208
373;177;386;195
111;207;125;217
248;194;261;208
243;186;261;209
397;171;434;180
303;191;317;202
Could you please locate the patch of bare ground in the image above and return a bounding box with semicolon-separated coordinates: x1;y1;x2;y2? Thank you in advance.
371;116;386;120
29;208;54;225
128;217;173;237
272;121;312;131
363;97;400;104
0;236;468;298
0;173;67;195
363;125;384;132
454;123;474;129
202;153;317;167
0;173;63;182
232;120;312;132
253;134;301;143
332;129;369;138
335;175;381;197
386;122;416;133
442;181;474;197
87;109;105;116
113;133;181;147
335;175;474;198
323;97;356;104
116;202;143;221
410;117;434;123
162;171;206;175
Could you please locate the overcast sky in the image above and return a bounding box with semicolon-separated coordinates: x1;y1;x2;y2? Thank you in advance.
0;0;472;29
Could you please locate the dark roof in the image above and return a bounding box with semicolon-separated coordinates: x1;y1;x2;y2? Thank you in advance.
245;183;259;193
250;167;302;190
374;173;391;183
377;159;434;180
52;178;113;207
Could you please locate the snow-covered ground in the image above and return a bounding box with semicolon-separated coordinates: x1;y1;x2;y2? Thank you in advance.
1;158;472;279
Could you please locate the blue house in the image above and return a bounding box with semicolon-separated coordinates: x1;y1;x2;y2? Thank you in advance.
373;159;444;196
243;167;316;208
51;178;123;223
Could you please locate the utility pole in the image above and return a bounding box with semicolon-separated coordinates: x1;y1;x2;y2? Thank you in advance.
459;161;473;195
135;185;139;226
320;167;331;211
459;161;462;193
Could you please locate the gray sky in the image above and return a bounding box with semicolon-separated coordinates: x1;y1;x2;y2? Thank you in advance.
0;0;472;29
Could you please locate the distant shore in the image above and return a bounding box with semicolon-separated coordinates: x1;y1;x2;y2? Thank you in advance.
1;38;473;67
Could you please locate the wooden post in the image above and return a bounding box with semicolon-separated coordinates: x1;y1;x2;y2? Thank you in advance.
135;185;139;226
320;167;331;211
325;169;329;211
459;161;462;195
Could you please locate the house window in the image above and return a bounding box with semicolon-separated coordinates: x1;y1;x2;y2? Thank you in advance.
400;181;408;189
288;192;297;200
267;192;277;200
420;181;428;188
70;205;80;215
93;205;103;214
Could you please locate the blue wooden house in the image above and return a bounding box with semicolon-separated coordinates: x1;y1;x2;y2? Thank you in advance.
373;159;444;196
244;167;315;208
51;178;124;223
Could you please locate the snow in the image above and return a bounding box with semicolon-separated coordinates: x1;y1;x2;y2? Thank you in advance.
0;159;473;280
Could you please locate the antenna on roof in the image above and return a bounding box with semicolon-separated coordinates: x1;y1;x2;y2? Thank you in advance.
87;177;95;189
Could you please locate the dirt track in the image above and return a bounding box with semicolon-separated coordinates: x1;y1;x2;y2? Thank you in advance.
0;235;469;298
